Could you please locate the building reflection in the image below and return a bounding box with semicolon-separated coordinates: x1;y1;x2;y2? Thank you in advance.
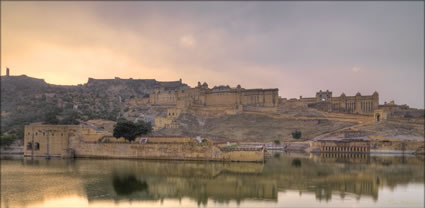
1;154;424;207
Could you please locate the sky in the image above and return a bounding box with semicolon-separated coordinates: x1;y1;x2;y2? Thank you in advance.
1;1;424;108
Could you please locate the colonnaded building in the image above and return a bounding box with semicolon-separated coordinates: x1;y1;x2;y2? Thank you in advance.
295;90;379;115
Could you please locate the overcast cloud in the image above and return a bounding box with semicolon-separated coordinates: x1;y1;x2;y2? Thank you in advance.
1;1;423;108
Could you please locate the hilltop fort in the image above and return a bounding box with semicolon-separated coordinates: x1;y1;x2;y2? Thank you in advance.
1;72;424;155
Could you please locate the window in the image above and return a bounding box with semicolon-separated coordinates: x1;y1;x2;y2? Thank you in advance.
26;142;32;150
28;132;31;135
35;132;38;136
61;133;63;136
35;143;40;150
43;132;45;136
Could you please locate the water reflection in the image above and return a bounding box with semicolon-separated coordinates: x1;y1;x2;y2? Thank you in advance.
1;153;424;207
112;174;148;196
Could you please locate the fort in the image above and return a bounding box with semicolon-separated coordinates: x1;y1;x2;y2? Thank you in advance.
129;81;279;129
3;75;422;157
290;90;379;115
140;82;279;112
23;123;265;162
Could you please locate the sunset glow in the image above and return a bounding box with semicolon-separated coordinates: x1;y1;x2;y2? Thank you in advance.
1;1;423;107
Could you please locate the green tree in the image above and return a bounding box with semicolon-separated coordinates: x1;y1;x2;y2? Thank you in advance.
59;111;80;125
44;111;59;124
0;134;17;147
273;140;281;145
291;130;302;139
113;119;152;142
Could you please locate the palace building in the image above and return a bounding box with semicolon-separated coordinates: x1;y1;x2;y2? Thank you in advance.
297;90;379;115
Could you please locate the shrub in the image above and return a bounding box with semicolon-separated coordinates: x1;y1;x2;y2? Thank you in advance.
273;140;281;145
291;130;302;139
113;119;152;142
0;134;17;147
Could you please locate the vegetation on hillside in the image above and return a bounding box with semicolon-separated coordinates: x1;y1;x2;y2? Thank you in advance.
0;134;17;147
113;119;152;142
292;130;302;139
1;75;186;139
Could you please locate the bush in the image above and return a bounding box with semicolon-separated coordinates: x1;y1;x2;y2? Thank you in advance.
113;119;152;142
59;111;80;125
291;130;302;139
44;111;59;124
0;134;17;147
273;140;281;145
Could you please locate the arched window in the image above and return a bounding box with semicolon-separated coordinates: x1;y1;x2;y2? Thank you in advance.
26;142;32;150
35;142;40;150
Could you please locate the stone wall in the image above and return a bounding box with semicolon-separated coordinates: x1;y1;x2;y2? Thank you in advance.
24;124;108;157
70;142;264;162
24;124;264;162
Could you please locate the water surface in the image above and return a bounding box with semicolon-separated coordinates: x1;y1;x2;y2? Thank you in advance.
1;153;424;207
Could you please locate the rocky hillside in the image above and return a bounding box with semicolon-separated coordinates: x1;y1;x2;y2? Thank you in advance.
154;112;357;142
0;75;187;138
2;74;423;143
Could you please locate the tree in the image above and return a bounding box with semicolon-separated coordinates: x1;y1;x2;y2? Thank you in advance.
0;134;17;147
59;111;80;125
113;119;152;142
292;130;302;139
273;140;281;145
44;111;59;124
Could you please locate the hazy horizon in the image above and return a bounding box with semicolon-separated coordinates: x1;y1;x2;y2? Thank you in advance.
1;1;424;108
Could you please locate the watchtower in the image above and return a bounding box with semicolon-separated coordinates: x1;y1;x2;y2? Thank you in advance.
316;90;332;101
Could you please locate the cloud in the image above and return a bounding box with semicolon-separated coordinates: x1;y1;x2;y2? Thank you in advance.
1;1;423;108
352;67;361;73
180;35;196;48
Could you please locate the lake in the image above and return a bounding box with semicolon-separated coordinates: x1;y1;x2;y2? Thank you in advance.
1;153;424;208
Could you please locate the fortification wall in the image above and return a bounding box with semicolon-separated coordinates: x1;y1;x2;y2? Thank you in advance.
70;142;264;162
24;124;80;156
205;91;238;105
146;136;192;143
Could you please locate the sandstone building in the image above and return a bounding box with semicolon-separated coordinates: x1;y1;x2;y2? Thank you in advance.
133;82;279;129
295;90;379;115
147;82;279;109
24;123;265;162
24;124;108;157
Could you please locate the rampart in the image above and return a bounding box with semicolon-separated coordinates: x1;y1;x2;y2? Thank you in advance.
24;124;265;162
71;142;264;162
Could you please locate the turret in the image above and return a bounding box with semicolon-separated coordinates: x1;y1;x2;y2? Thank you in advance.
202;82;208;89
